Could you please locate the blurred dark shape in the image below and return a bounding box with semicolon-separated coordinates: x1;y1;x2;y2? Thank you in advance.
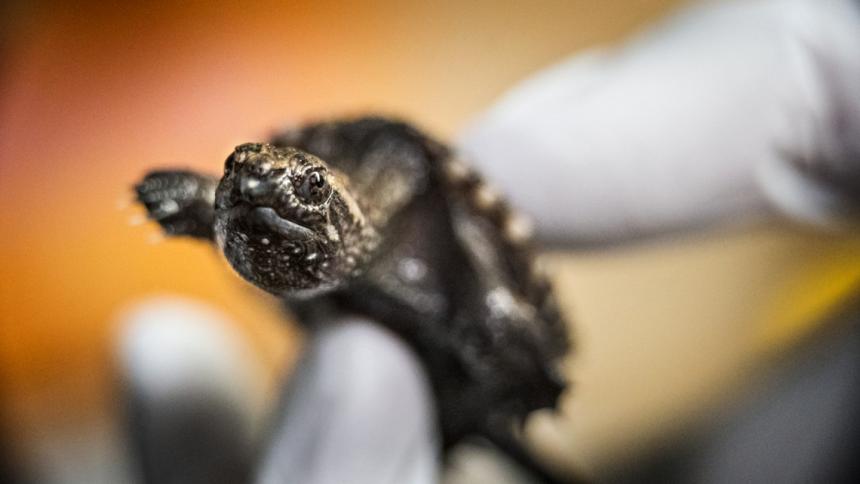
124;389;252;484
607;293;860;484
0;410;18;484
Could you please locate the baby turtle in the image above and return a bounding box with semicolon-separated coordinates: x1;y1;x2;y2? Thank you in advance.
135;116;572;478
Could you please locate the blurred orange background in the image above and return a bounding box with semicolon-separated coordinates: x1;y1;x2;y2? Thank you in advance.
2;0;860;479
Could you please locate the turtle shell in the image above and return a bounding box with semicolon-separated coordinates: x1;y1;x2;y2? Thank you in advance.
270;116;571;445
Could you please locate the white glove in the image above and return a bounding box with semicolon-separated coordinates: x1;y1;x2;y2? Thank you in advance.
460;0;860;245
256;319;438;484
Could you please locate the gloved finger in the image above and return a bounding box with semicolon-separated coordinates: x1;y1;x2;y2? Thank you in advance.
256;318;438;484
459;0;860;246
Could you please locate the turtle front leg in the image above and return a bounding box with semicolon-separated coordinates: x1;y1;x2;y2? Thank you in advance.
134;170;219;241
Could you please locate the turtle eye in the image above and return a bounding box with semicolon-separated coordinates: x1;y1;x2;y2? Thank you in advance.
296;169;331;203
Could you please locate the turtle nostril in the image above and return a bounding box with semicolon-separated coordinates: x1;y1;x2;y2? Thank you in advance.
240;175;270;203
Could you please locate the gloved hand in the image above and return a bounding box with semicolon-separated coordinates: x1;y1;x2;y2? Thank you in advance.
460;0;860;245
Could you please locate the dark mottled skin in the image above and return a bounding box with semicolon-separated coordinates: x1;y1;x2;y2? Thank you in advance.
135;116;572;477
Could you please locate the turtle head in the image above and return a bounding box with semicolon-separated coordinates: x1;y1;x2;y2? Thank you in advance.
214;143;377;297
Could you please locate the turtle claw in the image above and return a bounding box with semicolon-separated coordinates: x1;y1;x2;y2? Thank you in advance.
116;193;134;211
147;232;166;245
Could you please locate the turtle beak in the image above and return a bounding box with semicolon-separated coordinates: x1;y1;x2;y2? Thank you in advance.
249;207;315;240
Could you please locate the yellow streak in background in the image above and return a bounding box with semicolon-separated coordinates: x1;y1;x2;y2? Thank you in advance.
757;241;860;353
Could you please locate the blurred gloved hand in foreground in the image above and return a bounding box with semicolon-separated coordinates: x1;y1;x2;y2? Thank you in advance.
117;1;860;483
